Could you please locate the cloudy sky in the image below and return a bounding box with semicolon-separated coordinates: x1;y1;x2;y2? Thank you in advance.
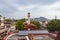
0;0;60;19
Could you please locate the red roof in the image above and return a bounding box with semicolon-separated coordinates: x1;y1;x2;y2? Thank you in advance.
24;24;36;30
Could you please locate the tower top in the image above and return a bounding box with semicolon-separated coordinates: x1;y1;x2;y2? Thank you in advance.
27;12;30;24
55;16;57;19
27;12;30;17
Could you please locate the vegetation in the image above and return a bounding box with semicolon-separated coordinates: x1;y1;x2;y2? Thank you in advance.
16;18;27;30
47;19;60;32
31;21;40;29
16;19;40;30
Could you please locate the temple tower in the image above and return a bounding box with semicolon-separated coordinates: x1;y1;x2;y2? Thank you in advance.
24;12;36;30
27;12;30;24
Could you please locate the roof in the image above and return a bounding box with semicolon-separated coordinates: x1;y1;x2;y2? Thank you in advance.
0;28;7;34
25;24;36;29
18;30;49;36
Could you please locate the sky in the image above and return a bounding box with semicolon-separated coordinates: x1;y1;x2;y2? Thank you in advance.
0;0;60;19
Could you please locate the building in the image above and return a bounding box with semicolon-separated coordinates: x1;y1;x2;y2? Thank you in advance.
0;15;17;40
0;15;4;27
5;30;55;40
40;21;48;29
4;12;59;40
24;12;36;30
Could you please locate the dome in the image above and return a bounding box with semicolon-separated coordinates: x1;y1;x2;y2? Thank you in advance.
24;24;36;30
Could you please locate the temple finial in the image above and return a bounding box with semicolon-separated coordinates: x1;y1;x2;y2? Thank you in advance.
55;16;57;19
27;11;30;24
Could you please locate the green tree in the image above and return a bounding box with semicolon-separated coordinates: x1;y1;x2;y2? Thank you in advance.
31;21;40;29
47;19;60;32
16;18;27;30
16;18;40;30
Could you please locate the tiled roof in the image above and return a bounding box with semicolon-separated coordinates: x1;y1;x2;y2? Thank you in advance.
18;30;49;36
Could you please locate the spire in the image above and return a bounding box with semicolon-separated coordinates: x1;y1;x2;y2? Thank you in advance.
27;11;30;24
27;10;30;17
55;16;57;19
27;12;30;17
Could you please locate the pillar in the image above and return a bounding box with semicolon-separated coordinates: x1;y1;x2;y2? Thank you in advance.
27;12;30;24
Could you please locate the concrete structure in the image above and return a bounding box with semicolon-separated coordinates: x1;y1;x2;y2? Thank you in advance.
27;12;30;24
24;12;36;30
40;21;48;29
5;30;55;40
0;27;7;34
0;16;4;26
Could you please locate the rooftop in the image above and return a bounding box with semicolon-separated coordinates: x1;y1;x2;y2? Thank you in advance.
18;30;49;36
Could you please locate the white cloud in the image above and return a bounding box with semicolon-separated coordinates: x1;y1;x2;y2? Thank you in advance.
23;1;60;19
17;5;36;11
0;0;60;19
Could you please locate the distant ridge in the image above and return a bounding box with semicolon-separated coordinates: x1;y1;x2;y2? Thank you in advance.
33;17;50;22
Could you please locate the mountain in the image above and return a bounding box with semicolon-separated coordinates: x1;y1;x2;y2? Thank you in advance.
33;17;50;22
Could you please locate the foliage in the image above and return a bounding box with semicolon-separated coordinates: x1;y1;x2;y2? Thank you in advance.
16;19;27;30
31;21;40;29
47;19;60;32
16;18;41;30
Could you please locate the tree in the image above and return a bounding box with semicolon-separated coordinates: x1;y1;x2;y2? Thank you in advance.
31;21;40;29
16;18;40;30
16;19;27;30
47;19;60;32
